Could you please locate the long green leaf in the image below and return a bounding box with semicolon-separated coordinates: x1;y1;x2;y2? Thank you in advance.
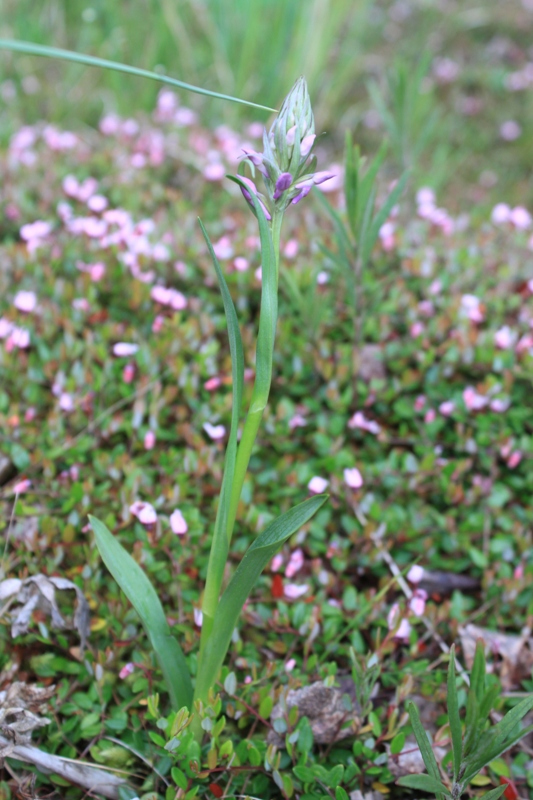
357;140;388;235
461;722;533;784
196;219;244;648
396;774;451;797
0;39;276;112
490;694;533;741
407;702;446;800
89;515;193;711
447;646;462;782
344;132;359;241
471;640;487;703
194;494;328;702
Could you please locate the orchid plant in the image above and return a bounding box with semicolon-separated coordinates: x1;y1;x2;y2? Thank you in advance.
1;38;329;735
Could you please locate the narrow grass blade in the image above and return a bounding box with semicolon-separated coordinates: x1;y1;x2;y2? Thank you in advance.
344;132;359;240
0;39;276;112
361;170;408;267
89;515;193;711
194;494;328;702
471;640;487;703
461;722;533;784
407;701;445;800
396;775;451;796
357;140;388;232
447;645;462;782
490;694;533;741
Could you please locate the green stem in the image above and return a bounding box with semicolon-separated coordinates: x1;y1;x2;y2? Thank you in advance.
225;210;283;542
192;210;283;731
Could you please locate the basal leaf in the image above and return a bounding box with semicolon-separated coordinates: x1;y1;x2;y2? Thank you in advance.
194;494;327;703
89;515;193;711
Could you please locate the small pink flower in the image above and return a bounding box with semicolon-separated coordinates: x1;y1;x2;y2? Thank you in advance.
213;235;234;260
203;422;226;440
72;298;90;312
409;589;428;617
490;398;510;413
152;315;165;333
510;206;532;230
119;662;135;679
144;430;156;450
7;327;31;349
289;413;307;429
463;386;488;411
204;376;222;391
424;409;436;423
414;395;426;411
113;342;139;357
410;321;425;338
500;120;522;141
203;162;225;181
194;608;203;627
348;411;381;435
307;476;329;494
387;603;411;640
429;279;442;295
13;290;37;313
494;326;517;350
271;553;284;572
87;194;108;213
507;451;522;469
129;501;157;525
439;400;455;417
461;294;484;323
317;271;329;285
234;256;249;272
12;479;31;494
407;565;424;584
284;583;309;599
24;407;36;422
122;363;135;383
170;509;188;535
285;658;296;672
344;467;364;489
283;239;299;259
285;548;304;578
59;393;74;412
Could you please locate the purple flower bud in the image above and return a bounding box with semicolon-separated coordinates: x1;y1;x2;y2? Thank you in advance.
273;172;293;200
240;148;264;167
286;125;296;146
312;171;335;186
291;183;312;205
300;134;316;158
239;177;272;220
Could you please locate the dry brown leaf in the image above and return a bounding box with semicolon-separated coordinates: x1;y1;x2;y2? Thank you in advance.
0;573;90;649
459;623;533;690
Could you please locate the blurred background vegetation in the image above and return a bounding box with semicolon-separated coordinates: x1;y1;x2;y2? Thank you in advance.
1;0;533;206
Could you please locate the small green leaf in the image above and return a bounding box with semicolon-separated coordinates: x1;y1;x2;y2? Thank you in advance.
407;702;442;785
336;788;349;800
447;645;463;781
390;731;406;754
478;786;508;800
471;640;487;703
396;774;451;796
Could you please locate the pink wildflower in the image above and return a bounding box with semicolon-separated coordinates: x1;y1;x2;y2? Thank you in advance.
439;400;455;417
494;326;517;349
307;476;329;494
283;239;299;259
409;589;428;617
344;467;364;489
424;409;436;423
289;412;307;429
203;422;226;440
129;500;157;525
507;451;522;469
13;290;37;313
407;565;424;584
193;608;203;627
59;393;74;412
387;603;411;641
285;548;304;578
12;479;31;494
348;411;381;435
271;553;284;572
113;342;139;357
170;509;188;535
463;387;488;411
510;206;531;230
122;363;135;383
233;256;249;272
119;662;135;679
144;430;156;450
500;121;522;141
285;658;297;672
284;583;309;599
204;376;222;391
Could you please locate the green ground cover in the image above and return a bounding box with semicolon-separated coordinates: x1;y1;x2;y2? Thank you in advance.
1;1;533;798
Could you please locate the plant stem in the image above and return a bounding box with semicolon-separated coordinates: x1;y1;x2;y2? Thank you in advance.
225;210;283;542
192;210;283;734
